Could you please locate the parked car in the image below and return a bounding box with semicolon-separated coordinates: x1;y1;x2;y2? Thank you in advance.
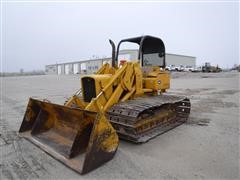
184;65;194;72
191;66;202;72
165;65;171;71
165;65;176;71
175;65;185;72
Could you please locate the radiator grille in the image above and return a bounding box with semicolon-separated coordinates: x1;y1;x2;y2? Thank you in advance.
82;77;96;102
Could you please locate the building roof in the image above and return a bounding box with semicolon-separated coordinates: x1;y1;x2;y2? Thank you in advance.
166;53;196;59
46;57;112;67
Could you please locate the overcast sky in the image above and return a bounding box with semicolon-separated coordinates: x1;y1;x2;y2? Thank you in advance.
1;1;239;72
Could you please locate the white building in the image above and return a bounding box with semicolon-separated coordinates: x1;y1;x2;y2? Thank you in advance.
46;58;111;75
118;49;196;67
45;50;196;75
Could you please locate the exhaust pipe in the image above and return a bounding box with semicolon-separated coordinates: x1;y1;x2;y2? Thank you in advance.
109;39;116;68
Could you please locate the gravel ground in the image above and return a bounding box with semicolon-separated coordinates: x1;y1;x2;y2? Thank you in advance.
0;72;239;179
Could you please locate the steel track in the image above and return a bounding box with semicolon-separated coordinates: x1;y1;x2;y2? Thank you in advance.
107;95;191;143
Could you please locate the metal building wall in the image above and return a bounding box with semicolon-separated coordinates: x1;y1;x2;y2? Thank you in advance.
86;59;103;74
165;54;196;66
118;49;138;61
45;59;109;75
118;49;196;67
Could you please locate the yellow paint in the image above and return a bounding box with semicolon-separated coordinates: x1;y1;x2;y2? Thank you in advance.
22;60;171;166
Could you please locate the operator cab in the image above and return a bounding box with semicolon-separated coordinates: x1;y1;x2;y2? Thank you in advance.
113;35;166;68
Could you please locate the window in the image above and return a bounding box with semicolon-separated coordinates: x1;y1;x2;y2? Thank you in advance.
142;53;164;66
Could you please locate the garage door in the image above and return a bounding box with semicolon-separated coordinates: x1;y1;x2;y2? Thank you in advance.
65;65;69;74
73;63;79;74
57;65;61;74
81;63;86;73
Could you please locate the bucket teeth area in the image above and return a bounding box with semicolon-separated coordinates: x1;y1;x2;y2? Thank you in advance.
19;98;93;158
18;98;119;174
108;95;191;143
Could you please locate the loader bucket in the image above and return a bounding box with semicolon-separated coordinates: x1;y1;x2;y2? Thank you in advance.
19;98;119;174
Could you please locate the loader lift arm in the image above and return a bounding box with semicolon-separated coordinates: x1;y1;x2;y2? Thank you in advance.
66;61;144;112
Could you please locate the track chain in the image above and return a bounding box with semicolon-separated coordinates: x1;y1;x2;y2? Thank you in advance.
107;95;191;143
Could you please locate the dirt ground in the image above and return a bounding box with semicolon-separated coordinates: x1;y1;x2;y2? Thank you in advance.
0;72;239;179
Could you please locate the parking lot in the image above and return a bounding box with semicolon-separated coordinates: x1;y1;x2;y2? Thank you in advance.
1;72;239;179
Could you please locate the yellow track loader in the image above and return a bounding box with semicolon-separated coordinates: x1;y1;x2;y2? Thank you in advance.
19;35;191;174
